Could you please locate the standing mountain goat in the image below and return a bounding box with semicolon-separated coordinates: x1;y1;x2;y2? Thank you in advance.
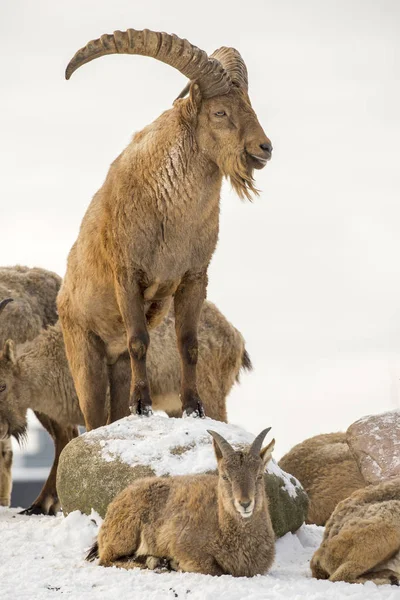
311;478;400;585
58;29;272;429
87;428;276;577
0;267;61;507
0;301;251;515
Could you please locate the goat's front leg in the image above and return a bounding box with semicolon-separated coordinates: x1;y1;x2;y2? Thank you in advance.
20;415;78;515
174;271;207;418
114;276;152;416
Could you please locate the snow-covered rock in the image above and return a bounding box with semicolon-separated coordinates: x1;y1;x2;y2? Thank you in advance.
346;409;400;484
57;415;308;537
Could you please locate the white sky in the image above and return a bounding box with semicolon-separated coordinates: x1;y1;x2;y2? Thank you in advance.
1;0;400;456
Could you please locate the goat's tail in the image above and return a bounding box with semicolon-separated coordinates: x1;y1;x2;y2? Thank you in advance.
86;540;99;562
236;347;253;382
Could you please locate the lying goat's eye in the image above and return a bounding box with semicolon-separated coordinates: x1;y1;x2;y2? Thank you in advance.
214;111;226;117
222;474;230;481
257;474;264;481
0;384;6;393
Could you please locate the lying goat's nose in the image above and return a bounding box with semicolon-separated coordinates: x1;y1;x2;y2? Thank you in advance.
240;500;252;509
260;142;273;154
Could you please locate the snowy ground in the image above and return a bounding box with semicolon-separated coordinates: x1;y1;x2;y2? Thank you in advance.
1;508;398;600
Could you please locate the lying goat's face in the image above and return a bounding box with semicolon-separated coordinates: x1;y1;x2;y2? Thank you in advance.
0;341;27;443
209;429;275;520
195;86;272;200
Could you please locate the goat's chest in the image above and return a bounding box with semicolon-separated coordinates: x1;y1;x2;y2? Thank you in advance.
123;194;219;279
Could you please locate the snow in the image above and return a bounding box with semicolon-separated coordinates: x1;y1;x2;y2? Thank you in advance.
84;414;301;498
1;508;398;600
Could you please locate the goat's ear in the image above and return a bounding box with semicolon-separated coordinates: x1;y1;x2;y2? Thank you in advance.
2;339;16;364
260;438;275;466
188;82;202;111
212;438;223;462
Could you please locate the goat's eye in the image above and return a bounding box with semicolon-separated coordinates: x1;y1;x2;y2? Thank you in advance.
0;384;6;393
214;111;226;117
222;474;230;481
257;474;264;481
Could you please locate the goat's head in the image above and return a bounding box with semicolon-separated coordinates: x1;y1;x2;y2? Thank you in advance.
208;428;275;520
0;336;27;444
65;29;272;201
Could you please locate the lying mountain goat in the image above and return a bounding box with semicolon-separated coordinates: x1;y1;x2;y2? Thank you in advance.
87;428;276;577
311;478;400;585
278;433;365;525
0;301;251;515
58;29;272;429
0;267;61;507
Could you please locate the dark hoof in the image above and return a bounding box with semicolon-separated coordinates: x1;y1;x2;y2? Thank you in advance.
183;402;205;419
130;403;153;417
19;505;48;516
390;576;399;586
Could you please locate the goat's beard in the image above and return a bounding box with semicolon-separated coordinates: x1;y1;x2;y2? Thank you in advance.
11;422;28;446
220;150;259;201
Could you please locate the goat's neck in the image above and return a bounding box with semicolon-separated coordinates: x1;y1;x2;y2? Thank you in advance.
217;490;267;536
125;110;222;209
17;343;47;413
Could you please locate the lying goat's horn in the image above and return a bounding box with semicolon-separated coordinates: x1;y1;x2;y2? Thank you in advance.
66;29;232;99
208;430;235;458
250;427;272;457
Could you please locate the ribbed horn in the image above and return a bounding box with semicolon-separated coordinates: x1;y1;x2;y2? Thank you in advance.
210;47;248;90
250;427;272;457
176;46;248;100
0;298;13;316
66;29;232;99
208;430;235;459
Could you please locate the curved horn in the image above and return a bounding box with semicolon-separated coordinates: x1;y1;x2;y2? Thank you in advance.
0;298;13;316
208;430;235;459
176;46;248;100
210;47;248;90
66;29;231;98
250;427;272;457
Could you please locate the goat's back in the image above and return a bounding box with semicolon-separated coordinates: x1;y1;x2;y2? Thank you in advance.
0;266;61;345
279;432;365;525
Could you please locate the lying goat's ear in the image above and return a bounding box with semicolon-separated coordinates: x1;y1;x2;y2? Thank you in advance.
260;438;275;466
2;339;16;364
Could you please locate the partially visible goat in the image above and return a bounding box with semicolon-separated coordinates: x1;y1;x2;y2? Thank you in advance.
0;266;61;346
278;432;365;525
0;436;12;507
86;428;276;577
59;29;272;430
0;301;251;515
0;267;62;508
311;478;400;585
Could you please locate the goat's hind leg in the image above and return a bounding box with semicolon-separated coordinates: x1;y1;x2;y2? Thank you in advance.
62;323;108;431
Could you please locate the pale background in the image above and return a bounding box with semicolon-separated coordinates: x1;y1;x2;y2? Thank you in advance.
1;0;399;458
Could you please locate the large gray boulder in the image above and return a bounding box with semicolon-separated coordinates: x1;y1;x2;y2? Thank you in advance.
57;415;308;538
346;409;400;484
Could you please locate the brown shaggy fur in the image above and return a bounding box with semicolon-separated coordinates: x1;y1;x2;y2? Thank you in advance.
87;431;276;577
278;433;366;525
58;37;271;428
0;301;251;514
0;265;61;508
0;265;61;346
311;478;400;585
